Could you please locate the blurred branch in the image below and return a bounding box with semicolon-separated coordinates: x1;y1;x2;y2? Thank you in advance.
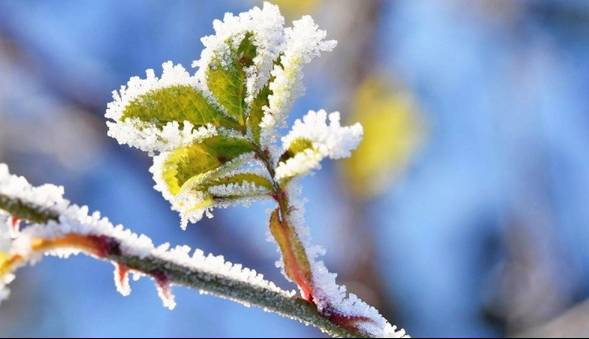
515;299;589;338
320;0;401;317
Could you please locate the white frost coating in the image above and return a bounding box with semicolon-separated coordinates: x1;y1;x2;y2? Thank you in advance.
193;2;286;103
0;163;65;212
114;263;132;297
105;61;219;153
275;149;323;182
150;151;269;230
106;61;195;121
208;181;270;198
275;110;363;181
108;120;218;154
279;184;408;338
260;16;337;145
0;163;295;309
282;110;363;159
150;152;213;230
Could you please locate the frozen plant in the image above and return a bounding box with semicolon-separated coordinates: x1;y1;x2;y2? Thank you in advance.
0;3;407;338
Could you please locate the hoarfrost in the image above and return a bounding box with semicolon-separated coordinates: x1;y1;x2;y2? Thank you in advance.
193;2;286;104
278;184;409;338
275;110;363;180
260;16;337;145
0;163;294;309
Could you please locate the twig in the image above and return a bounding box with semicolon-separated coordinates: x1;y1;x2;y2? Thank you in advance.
0;192;365;338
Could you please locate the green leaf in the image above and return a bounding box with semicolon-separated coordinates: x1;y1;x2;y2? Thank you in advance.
247;84;271;143
207;32;257;126
246;54;283;144
121;85;241;130
161;136;255;196
278;138;314;164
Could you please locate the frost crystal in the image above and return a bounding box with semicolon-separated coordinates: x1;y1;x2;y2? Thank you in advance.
0;163;294;309
0;163;67;301
106;61;195;122
106;62;219;153
150;151;213;230
193;2;286;103
149;151;268;230
0;163;66;212
114;263;132;297
260;16;337;145
108;119;218;155
275;110;363;181
281;185;408;338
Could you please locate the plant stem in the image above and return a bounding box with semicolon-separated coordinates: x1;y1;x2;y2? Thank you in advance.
255;148;315;300
0;193;59;224
0;191;365;338
110;252;364;338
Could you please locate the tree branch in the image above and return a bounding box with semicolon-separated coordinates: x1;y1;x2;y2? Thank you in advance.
0;193;59;224
111;252;364;338
0;192;365;338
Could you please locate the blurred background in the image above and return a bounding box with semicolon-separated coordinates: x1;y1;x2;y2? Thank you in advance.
1;0;589;337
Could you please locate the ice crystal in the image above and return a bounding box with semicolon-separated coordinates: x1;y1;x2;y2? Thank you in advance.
105;62;220;153
108;119;218;155
0;163;294;310
260;16;337;145
275;110;363;181
114;263;132;297
0;163;66;212
283;184;408;338
193;2;286;103
149;150;269;230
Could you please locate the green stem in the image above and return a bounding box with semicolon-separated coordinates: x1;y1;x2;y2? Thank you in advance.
0;193;60;224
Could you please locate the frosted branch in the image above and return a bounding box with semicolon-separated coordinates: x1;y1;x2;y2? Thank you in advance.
0;166;374;338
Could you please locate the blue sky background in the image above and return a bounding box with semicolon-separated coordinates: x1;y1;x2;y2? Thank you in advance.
1;1;589;337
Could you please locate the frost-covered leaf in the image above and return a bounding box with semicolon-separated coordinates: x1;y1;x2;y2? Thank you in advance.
106;62;240;153
206;33;257;125
259;16;337;145
278;137;313;164
121;85;239;131
246;54;282;144
150;136;274;229
160;136;256;196
275;110;363;183
246;84;271;143
282;184;409;338
194;2;286;112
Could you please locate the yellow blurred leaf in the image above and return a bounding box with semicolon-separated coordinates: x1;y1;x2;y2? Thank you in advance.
0;251;7;263
0;251;11;276
343;77;424;199
270;0;319;19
